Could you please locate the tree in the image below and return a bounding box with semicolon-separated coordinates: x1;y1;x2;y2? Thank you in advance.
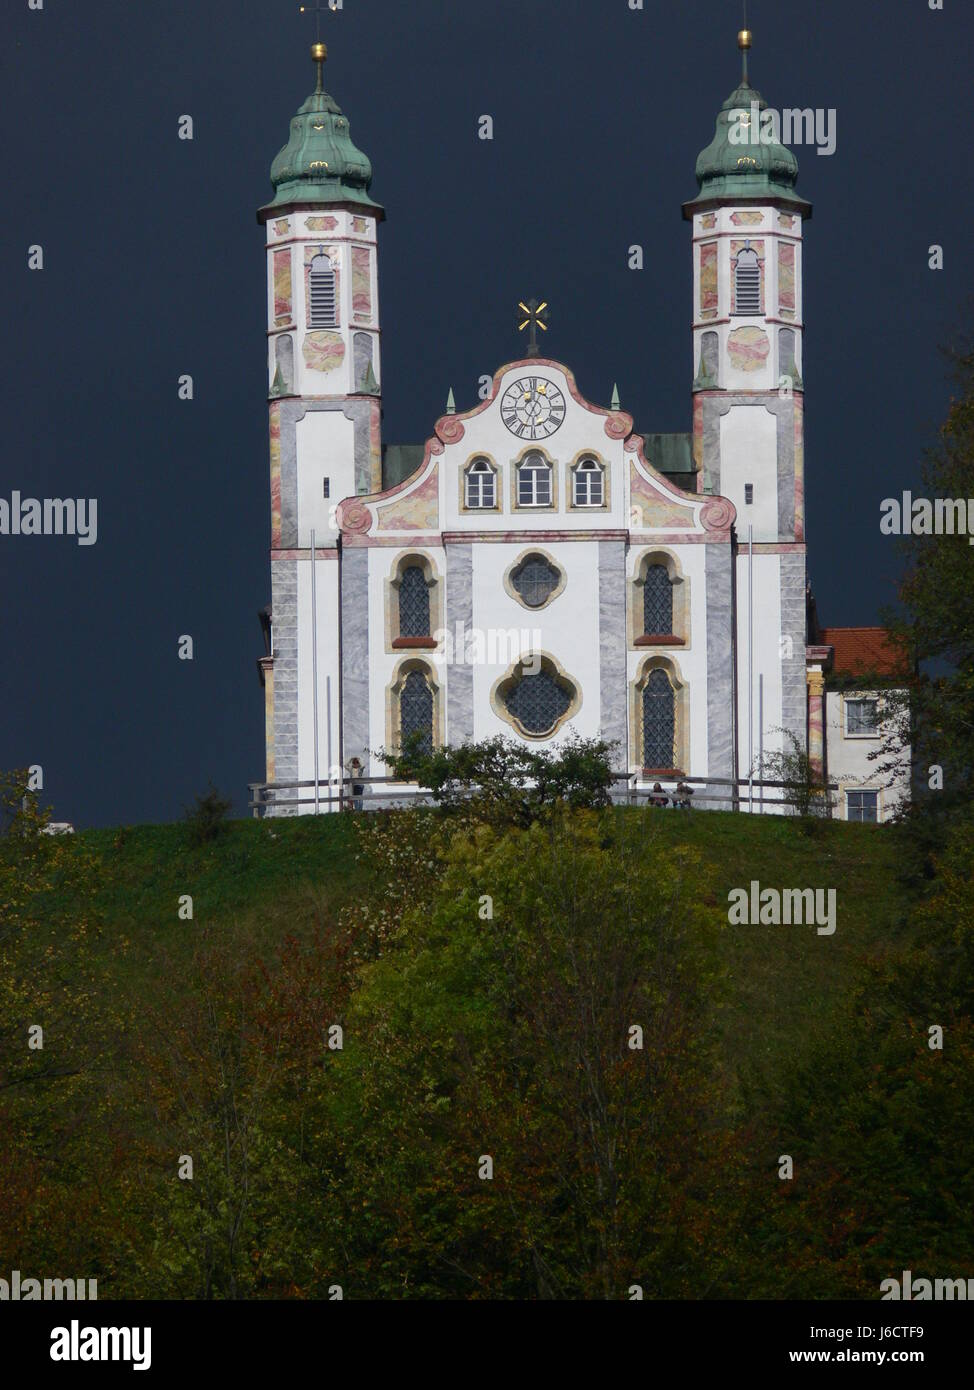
881;338;974;825
377;733;618;827
329;809;737;1298
184;784;233;846
0;770;122;1283
756;728;832;819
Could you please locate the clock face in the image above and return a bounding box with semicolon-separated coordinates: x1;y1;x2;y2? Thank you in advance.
500;376;567;439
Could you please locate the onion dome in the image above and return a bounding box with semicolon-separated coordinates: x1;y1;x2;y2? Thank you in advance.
683;29;811;219
259;43;383;221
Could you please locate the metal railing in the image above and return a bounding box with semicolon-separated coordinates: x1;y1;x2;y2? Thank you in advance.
248;772;838;817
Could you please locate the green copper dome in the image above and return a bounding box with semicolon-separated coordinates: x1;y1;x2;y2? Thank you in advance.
259;53;383;221
683;80;811;219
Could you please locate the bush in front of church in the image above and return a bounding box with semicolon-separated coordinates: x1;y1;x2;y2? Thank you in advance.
378;733;619;827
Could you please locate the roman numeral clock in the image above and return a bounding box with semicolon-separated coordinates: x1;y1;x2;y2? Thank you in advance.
500;377;567;440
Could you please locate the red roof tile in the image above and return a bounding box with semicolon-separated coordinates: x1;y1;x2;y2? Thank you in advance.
819;626;910;678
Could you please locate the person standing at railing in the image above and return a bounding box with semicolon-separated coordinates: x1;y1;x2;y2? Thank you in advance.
674;781;694;810
346;757;364;812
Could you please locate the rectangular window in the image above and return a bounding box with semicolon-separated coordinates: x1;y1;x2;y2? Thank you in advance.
573;465;603;507
518;467;551;506
744;483;754;505
847;790;879;823
322;477;330;498
846;698;879;736
465;467;495;509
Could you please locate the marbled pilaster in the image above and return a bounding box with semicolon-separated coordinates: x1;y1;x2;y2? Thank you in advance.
269;557;298;814
341;547;371;773
444;542;473;745
705;542;735;804
598;541;628;779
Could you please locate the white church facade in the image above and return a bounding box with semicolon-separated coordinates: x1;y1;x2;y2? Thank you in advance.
253;32;908;821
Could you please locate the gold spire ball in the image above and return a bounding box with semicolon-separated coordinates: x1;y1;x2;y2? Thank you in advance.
738;29;753;50
310;40;327;92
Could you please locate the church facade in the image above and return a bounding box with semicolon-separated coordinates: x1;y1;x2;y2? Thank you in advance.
253;34;906;821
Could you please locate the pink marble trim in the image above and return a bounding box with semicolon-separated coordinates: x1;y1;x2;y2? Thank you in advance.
271;548;339;560
736;542;807;554
344;530;736;548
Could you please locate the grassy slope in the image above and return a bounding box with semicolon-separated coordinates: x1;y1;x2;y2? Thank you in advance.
70;808;909;1105
629;810;909;1112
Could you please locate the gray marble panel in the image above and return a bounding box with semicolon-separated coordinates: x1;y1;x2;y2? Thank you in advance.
341;546;371;771
269;558;299;814
444;543;473;745
598;540;628;779
779;549;808;748
705;542;735;805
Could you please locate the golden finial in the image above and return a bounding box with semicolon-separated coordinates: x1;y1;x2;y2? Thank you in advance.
738;29;753;50
301;2;332;91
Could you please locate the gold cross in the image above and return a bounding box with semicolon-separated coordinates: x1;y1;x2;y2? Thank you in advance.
517;298;549;357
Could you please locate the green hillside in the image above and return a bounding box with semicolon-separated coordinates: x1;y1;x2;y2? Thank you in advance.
77;809;906;1092
3;800;972;1300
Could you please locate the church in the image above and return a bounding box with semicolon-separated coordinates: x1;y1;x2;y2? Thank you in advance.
253;28;908;822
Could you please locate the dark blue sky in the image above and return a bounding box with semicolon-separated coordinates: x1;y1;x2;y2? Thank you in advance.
3;0;971;828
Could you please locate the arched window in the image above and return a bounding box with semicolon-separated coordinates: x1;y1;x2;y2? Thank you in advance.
398;564;431;637
517;451;552;507
465;457;496;509
642;668;675;770
734;244;761;316
309;254;337;327
572;457;604;507
399;666;434;755
643;563;674;636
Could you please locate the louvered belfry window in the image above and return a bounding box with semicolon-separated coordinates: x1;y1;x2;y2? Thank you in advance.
642;668;675;768
734;244;761;315
398;565;431;637
503;666;572;737
309;254;337;327
400;668;433;754
643;563;673;635
512;555;560;608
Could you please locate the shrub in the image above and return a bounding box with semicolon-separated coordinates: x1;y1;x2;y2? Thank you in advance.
184;785;233;846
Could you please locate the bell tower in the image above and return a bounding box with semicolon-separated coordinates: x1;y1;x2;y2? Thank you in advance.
683;26;812;784
257;36;384;805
